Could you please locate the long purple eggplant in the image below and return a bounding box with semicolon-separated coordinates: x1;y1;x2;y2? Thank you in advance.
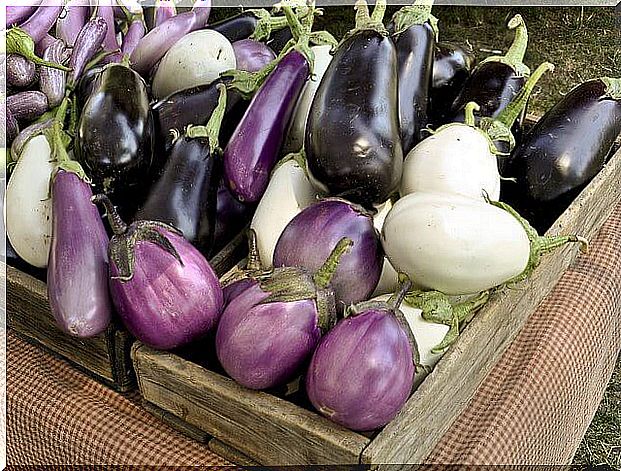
273;198;383;310
213;181;254;253
48;170;112;338
305;0;403;207
18;1;63;43
95;0;123;64
6;54;36;88
306;282;415;431
153;0;176;27
233;39;277;73
122;18;146;56
7;91;48;122
6;4;40;27
67;16;109;88
40;39;66;108
388;1;437;153
56;0;90;46
216;236;352;390
93;194;224;350
6;110;19;145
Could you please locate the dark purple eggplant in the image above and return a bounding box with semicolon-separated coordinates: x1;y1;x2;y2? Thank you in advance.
215;236;352;390
306;0;403;207
232;39;277;73
6;110;20;145
6;54;36;88
429;41;476;125
213;181;255;253
76;63;154;217
56;0;90;46
6;4;40;27
388;1;437;153
75;65;104;109
18;1;63;43
273;198;383;310
267;25;294;55
136;85;228;256
7;91;49;122
450;14;530;127
67;16;109;88
40;39;67;108
209;9;291;44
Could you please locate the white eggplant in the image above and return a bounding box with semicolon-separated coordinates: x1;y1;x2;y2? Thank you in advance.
372;199;400;297
382;192;587;295
152;30;236;99
283;45;333;154
5;135;54;268
250;158;319;268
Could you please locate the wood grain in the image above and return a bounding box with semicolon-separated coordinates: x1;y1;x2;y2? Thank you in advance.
143;400;211;443
208;439;260;466
362;148;621;466
132;342;370;465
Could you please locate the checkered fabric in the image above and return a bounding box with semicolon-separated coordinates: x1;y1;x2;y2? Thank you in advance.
426;202;621;465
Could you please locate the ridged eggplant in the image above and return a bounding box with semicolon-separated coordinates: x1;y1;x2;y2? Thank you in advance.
305;0;403;207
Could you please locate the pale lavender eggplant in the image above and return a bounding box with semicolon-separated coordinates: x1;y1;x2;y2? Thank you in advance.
40;39;66;108
47;171;112;338
96;0;122;63
6;110;19;145
224;50;309;203
11;118;54;160
18;2;63;43
56;0;90;47
67;17;108;88
121;18;146;55
232;39;276;73
192;0;212;27
273;198;383;309
7;91;48;122
6;54;36;88
7;4;40;27
35;33;56;56
154;0;177;27
306;305;414;431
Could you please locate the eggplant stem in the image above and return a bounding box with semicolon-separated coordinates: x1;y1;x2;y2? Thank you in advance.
390;0;436;38
387;278;413;311
92;194;128;235
536;235;589;255
185;84;227;155
464;102;480;127
601;77;621;101
347;0;387;37
274;148;308;175
313;238;354;289
504;14;529;73
246;229;263;272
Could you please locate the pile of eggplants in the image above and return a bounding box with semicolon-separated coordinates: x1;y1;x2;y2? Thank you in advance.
4;0;619;436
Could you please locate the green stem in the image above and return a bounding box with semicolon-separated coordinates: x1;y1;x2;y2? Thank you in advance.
274;148;308;174
370;0;387;24
246;229;263;272
464;102;480;127
504;14;529;72
6;28;72;72
313;238;354;289
92;194;128;235
185;84;227;155
387;279;413;311
602;77;621;100
455;290;490;324
390;0;436;37
352;0;387;34
535;235;589;256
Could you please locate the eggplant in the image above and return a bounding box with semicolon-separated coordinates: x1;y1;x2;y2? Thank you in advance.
40;39;67;108
35;33;56;56
6;54;36;88
75;66;105;110
93;194;224;350
10;118;55;162
429;41;476;125
6;28;71;71
305;0;403;207
48;170;112;338
56;0;90;47
153;0;177;27
213;181;254;253
76;63;154;215
95;0;123;64
209;9;289;43
388;1;437;153
273;198;383;309
18;1;63;43
136;85;227;256
6;110;20;145
67;16;109;88
306;282;415;431
267;26;294;55
215;236;352;390
7;91;49;122
121;18;146;56
450;14;530;128
6;4;40;27
232;39;276;73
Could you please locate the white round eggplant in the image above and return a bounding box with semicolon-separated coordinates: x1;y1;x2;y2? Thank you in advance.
250;159;319;268
283;45;333;154
371;199;399;297
400;124;501;201
382;192;531;295
152;30;236;99
5;135;54;268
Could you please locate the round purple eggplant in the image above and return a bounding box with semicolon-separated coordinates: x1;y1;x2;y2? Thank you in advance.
306;282;415;431
48;170;112;338
273;198;383;310
6;54;36;88
215;236;352;390
93;194;224;351
232;39;276;73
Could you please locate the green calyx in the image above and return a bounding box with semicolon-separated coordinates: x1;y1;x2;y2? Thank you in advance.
341;0;388;44
273;148;308;176
313;237;354;289
479;14;530;77
391;0;438;40
6;28;72;71
184;84;228;155
92;194;185;282
486;198;589;286
601;77;621;101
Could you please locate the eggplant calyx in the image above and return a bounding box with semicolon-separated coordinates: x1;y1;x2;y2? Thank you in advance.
479;14;530;77
308;31;339;52
6;28;72;71
601;77;621;101
249;7;313;42
274;149;308;176
390;0;438;40
92;194;185;282
185;84;228;155
341;0;388;45
313;237;354;289
246;229;264;273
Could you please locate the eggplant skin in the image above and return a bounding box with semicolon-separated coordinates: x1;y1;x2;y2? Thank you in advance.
209;12;258;42
511;79;621;203
306;30;403;207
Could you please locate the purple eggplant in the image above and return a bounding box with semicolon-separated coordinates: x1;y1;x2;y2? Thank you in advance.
18;1;63;43
7;91;48;122
306;282;416;431
136;85;228;256
10;118;54;161
6;110;19;145
93;194;224;350
6;54;36;88
209;9;289;43
154;0;176;27
232;39;277;73
7;28;71;71
267;26;294;55
273;198;383;310
305;0;403;207
122;18;146;56
6;4;40;27
213;181;254;253
48;170;112;338
388;1;437;153
67;16;109;88
94;0;122;64
215;236;352;390
40;39;66;108
35;33;56;56
56;0;90;46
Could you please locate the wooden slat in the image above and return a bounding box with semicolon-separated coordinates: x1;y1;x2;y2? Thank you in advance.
132;342;370;465
110;328;136;392
208;439;260;466
143;400;211;443
362;148;621;466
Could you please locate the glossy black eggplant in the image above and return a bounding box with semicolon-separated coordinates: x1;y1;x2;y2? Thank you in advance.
75;63;154;215
267;26;294;55
75;65;104;109
135;85;228;256
213;180;255;253
429;41;476;125
209;11;259;42
306;1;403;207
387;2;437;153
450;14;530;127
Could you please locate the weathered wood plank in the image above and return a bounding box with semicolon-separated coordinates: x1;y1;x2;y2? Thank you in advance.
132;342;369;465
208;439;260;466
110;329;136;392
143;400;211;443
362;148;621;466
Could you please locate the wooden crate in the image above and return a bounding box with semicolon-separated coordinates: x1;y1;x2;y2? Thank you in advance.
5;231;247;393
132;146;621;465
